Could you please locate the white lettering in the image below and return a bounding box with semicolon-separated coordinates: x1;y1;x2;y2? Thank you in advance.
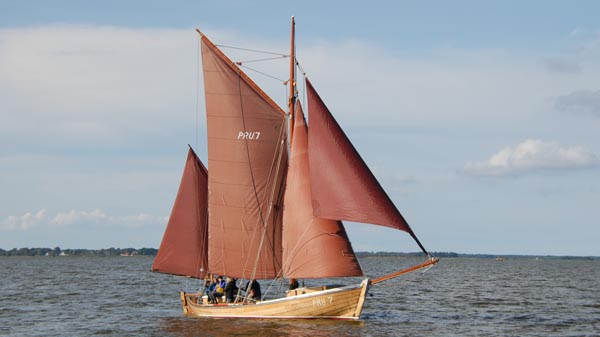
237;131;261;140
311;297;333;307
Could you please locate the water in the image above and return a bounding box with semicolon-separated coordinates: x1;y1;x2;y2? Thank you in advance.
0;256;598;336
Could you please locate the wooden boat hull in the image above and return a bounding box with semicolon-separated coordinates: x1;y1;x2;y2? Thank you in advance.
181;279;370;320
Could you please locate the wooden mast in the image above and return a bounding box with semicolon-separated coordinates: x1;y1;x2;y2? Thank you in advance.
288;16;296;140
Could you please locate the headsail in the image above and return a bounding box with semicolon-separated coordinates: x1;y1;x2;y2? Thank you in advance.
282;102;363;278
201;35;288;279
306;79;429;255
152;147;208;278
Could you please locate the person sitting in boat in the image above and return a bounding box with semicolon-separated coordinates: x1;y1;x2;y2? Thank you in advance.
205;276;216;297
203;274;214;296
224;277;238;303
245;279;261;301
208;275;226;304
289;278;299;290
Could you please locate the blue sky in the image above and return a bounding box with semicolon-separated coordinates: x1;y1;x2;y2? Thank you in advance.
1;1;599;256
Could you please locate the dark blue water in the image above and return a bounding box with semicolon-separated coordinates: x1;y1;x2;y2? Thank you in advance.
0;256;598;336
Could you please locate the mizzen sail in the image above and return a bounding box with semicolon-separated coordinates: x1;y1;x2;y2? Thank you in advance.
282;102;363;278
201;35;288;279
152;147;208;278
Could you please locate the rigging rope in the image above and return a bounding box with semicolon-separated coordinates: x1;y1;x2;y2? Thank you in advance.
236;55;288;64
238;64;287;83
217;45;289;84
216;44;287;56
295;59;306;77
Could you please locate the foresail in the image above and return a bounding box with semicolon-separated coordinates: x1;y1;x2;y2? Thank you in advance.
152;147;208;278
306;79;429;254
282;102;363;278
201;35;288;279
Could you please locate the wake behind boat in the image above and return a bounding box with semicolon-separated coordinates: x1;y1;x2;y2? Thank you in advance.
151;17;438;320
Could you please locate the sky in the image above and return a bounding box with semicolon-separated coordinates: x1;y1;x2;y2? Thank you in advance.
1;0;599;256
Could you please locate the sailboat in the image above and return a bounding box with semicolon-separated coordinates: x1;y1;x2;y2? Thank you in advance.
151;17;438;320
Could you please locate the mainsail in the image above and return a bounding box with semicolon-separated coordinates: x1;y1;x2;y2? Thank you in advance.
282;102;363;278
152;147;208;278
201;36;288;280
306;79;429;255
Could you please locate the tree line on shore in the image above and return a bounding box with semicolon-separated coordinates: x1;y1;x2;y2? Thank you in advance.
0;248;596;259
0;247;158;257
0;248;458;257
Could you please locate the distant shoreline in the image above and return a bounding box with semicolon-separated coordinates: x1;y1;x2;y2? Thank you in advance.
1;248;598;260
0;247;157;257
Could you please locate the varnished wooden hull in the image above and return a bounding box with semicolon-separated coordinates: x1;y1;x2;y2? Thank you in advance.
181;279;370;320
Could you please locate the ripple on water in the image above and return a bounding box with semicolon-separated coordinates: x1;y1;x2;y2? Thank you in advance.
1;257;599;337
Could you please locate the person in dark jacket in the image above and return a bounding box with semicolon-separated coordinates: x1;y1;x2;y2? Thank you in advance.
224;277;238;303
289;278;299;290
244;279;261;301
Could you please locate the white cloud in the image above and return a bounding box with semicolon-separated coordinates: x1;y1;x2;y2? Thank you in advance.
0;209;46;230
49;209;167;228
1;208;167;230
49;209;108;227
119;213;170;228
464;139;597;176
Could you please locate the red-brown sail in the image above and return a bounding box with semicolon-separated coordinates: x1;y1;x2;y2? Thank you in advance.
152;147;208;278
201;35;288;279
282;103;363;278
306;79;429;254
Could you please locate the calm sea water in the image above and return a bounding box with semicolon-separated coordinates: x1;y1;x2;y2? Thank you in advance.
0;256;598;336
